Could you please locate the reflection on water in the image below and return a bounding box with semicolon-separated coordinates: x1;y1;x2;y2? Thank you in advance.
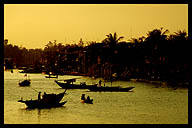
4;70;188;124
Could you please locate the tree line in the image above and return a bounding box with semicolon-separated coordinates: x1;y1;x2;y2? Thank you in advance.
4;28;191;85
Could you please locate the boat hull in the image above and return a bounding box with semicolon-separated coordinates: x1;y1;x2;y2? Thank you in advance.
88;86;135;92
80;99;93;104
19;80;31;86
55;80;134;92
18;100;67;109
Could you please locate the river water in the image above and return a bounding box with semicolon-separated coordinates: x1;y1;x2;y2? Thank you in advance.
4;69;188;124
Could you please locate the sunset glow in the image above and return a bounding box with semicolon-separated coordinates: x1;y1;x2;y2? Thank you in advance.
4;4;188;49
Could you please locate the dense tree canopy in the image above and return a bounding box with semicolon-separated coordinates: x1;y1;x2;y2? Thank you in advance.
4;28;190;85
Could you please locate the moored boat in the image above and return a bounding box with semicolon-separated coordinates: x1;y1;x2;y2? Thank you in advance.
45;72;58;78
19;73;31;86
45;75;58;78
19;79;31;86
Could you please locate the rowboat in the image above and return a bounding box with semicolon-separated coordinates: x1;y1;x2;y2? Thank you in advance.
81;99;93;104
19;79;31;86
80;94;93;104
19;74;31;86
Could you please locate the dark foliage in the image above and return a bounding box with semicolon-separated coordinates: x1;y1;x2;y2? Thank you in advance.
4;28;191;86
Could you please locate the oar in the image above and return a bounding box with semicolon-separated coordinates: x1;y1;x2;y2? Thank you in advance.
64;88;67;94
62;89;68;97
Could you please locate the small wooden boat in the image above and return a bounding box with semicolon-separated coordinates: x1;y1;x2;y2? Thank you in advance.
81;99;93;104
80;94;93;104
18;90;67;109
54;78;97;89
19;79;31;86
19;74;31;86
45;72;58;78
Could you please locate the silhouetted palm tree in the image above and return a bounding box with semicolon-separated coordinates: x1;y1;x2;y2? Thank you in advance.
173;30;188;40
168;30;188;63
102;32;124;45
129;38;139;44
145;27;169;56
145;27;169;43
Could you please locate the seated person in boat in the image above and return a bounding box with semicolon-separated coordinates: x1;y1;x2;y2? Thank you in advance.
81;94;86;100
87;96;91;101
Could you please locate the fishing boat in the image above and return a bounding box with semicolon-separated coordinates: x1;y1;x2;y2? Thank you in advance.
88;78;135;92
54;78;97;89
18;90;67;109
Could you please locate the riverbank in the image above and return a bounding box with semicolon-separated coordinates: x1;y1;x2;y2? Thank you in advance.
129;78;189;88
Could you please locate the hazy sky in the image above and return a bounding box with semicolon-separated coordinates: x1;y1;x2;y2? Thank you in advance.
4;4;188;49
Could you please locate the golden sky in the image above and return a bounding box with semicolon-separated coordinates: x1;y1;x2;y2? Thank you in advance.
4;4;188;49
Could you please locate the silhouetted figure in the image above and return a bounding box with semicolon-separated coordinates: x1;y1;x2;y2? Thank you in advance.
81;94;86;100
43;92;47;99
87;96;90;101
99;80;102;86
38;92;41;101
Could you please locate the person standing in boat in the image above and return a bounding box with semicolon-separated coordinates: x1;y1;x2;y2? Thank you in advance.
99;80;102;87
38;92;41;101
42;92;47;99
